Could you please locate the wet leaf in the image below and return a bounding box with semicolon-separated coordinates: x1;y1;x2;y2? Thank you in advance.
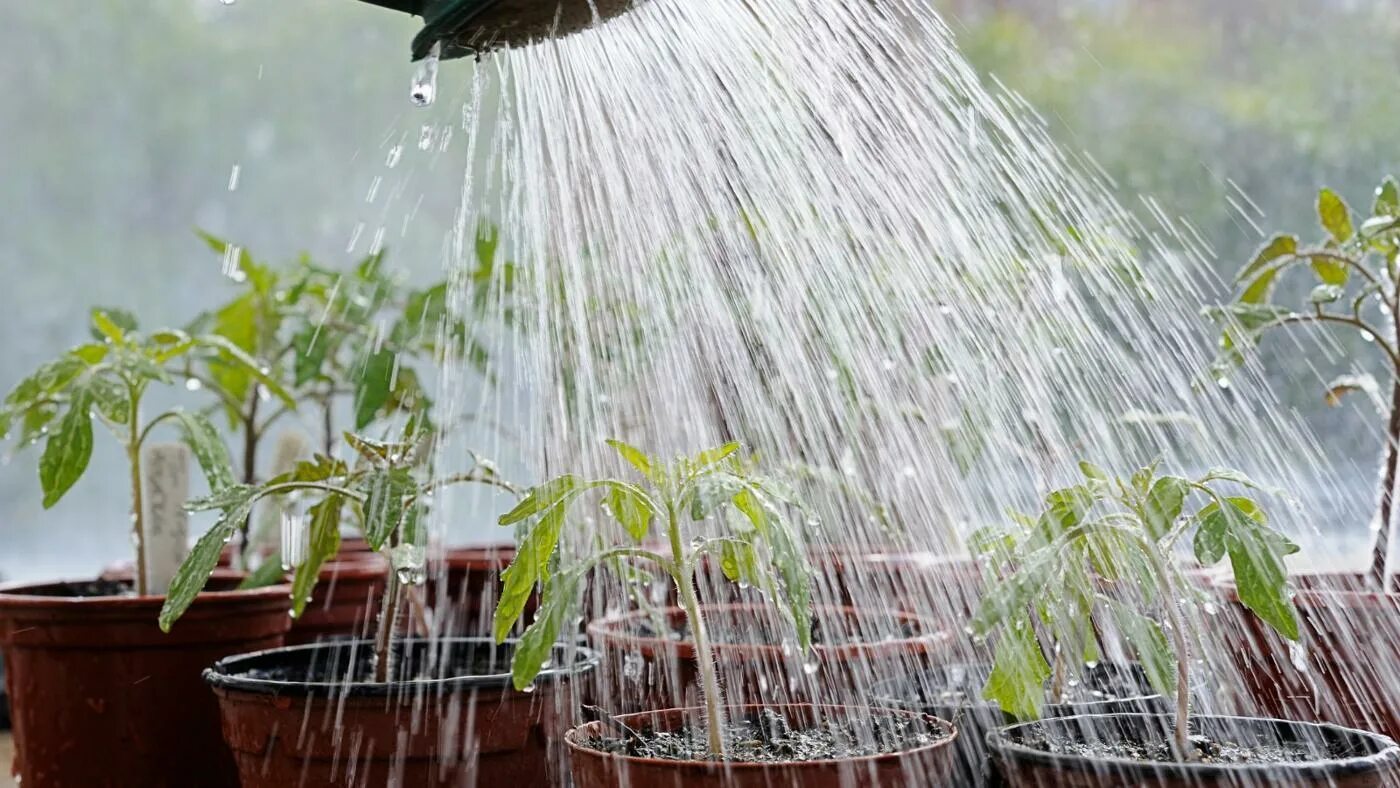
168;410;237;492
1308;257;1348;288
361;468;416;550
238;558;287;590
1235;234;1297;284
290;494;344;618
161;486;260;631
1375;178;1400;218
1106;598;1177;701
499;475;580;526
39;388;94;508
605;482;654;542
1143;476;1189;540
982;614;1050;721
605;439;654;480
1318;188;1354;243
353;349;397;429
1309;283;1344;304
90;308;138;343
1078;461;1108;481
494;503;566;643
1228;524;1300;641
510;569;580;691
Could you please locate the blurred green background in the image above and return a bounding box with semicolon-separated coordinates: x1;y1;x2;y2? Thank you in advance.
1;0;1396;580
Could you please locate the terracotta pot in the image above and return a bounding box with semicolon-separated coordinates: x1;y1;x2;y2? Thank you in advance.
432;544;523;637
1220;574;1400;739
205;637;598;787
988;713;1400;787
287;558;389;645
589;604;951;714
568;703;958;787
874;662;1165;787
0;576;292;788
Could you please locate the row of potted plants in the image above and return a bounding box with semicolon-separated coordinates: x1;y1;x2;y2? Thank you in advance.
2;178;1400;786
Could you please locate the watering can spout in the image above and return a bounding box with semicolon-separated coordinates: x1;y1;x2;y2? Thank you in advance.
349;0;643;60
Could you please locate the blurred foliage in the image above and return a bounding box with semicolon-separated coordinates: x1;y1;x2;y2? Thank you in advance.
942;0;1400;452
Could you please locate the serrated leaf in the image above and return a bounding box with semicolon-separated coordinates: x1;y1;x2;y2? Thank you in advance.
494;503;567;643
733;486;811;651
361;468;416;550
499;475;580;526
982;616;1050;721
605;483;654;542
353;349;397;430
510;569;580;691
1144;476;1189;540
605;439;654;479
161;487;260;631
39;389;94;508
1106;598;1177;701
290;494;344;617
168;410;237;492
1318;188;1354;243
1236;235;1298;284
1228;524;1300;641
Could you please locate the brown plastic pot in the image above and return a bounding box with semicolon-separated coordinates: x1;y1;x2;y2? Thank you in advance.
988;713;1400;787
589;604;951;713
1220;574;1400;740
432;544;525;637
0;576;292;788
205;637;598;787
568;703;958;787
287;557;388;645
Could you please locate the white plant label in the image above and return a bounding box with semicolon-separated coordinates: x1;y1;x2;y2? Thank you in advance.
143;443;191;596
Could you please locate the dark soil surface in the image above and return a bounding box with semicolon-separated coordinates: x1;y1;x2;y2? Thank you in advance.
585;708;944;763
237;644;518;685
633;613;921;646
20;579;133;598
1015;729;1330;765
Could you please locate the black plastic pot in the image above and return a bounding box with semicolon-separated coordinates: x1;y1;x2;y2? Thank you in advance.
874;662;1163;786
988;713;1400;787
205;637;600;787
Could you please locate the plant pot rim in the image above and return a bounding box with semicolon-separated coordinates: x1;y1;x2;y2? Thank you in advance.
565;703;957;768
204;636;600;698
438;543;516;567
987;713;1400;778
871;661;1162;714
587;603;950;658
0;577;291;611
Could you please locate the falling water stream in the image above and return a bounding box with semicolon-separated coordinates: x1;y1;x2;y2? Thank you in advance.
265;0;1399;784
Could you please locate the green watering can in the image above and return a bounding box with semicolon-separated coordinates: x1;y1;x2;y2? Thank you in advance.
360;0;640;60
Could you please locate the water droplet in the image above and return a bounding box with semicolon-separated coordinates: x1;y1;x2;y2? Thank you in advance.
418;125;434;150
1289;640;1310;673
1084;660;1099;670
227;164;241;191
410;42;441;107
386;145;403;168
1202;601;1219;616
1360;329;1376;343
220;0;236;5
802;660;819;676
185;378;203;391
520;683;537;694
1216;377;1231;390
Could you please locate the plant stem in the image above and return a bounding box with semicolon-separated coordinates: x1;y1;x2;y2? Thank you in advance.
1370;305;1400;589
128;385;148;597
668;505;725;757
374;560;402;683
238;396;259;562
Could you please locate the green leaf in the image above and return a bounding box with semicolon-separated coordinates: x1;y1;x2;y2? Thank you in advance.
1201;468;1263;489
196;334;296;409
687;442;740;474
605;483;655;542
5;356;89;411
341;432;413;466
292;325;329;386
1374;178;1400;217
510;569;580;691
353;349;397;430
1106;598;1177;701
361;468;416;550
982;616;1051;721
733;486;812;651
1078;461;1108;481
91;309;136;344
1143;476;1189;540
238;558;287;590
1193;505;1228;566
88;377;131;425
1228;524;1300;641
1309;256;1349;287
1235;235;1298;284
719;538;761;585
494;504;566;643
1309;284;1345;304
39;388;94;508
290;494;344;617
605;439;654;480
499;475;580;525
160;517;241;632
168;410;237;492
1318;188;1355;243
